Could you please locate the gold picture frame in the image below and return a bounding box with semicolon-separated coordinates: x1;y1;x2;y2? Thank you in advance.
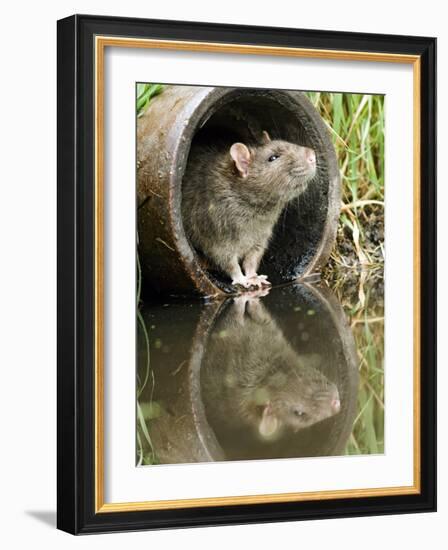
58;14;436;534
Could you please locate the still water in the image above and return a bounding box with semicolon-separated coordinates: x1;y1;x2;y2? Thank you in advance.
137;281;383;466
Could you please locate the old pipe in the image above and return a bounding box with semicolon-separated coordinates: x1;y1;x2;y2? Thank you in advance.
137;86;340;298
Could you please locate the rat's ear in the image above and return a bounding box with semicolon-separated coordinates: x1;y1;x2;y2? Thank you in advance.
230;143;251;178
261;130;271;144
258;403;279;438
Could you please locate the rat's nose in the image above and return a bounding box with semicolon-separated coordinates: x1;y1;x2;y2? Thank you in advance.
305;148;316;166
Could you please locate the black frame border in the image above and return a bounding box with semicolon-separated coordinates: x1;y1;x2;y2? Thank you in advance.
57;14;436;534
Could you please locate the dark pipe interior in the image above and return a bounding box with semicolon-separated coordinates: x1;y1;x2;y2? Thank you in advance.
182;92;331;291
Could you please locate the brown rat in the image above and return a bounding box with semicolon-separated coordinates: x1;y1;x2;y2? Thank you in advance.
182;131;316;289
201;295;341;440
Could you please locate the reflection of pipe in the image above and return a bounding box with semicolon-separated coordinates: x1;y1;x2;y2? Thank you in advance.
137;86;340;297
138;283;358;465
187;300;227;461
138;301;226;464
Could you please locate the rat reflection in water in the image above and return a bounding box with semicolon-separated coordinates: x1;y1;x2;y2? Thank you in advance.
137;284;358;465
202;295;341;442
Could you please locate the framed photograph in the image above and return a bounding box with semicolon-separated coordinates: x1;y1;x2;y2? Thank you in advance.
57;14;436;534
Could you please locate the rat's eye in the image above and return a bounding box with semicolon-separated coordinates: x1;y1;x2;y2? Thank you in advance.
268;154;280;162
293;409;307;418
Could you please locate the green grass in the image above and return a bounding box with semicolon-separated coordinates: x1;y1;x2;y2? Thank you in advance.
328;270;384;455
306;92;385;455
305;92;385;270
137;83;164;116
136;219;157;464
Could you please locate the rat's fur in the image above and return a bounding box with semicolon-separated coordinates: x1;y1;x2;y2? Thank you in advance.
181;133;316;289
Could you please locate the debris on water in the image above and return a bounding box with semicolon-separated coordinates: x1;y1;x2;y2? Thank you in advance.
140;401;163;420
154;338;162;349
171;360;187;376
156;237;175;252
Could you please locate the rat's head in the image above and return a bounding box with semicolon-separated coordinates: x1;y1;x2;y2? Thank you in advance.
256;360;341;439
229;131;317;203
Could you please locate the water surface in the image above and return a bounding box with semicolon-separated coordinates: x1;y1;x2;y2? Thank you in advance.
137;280;383;466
